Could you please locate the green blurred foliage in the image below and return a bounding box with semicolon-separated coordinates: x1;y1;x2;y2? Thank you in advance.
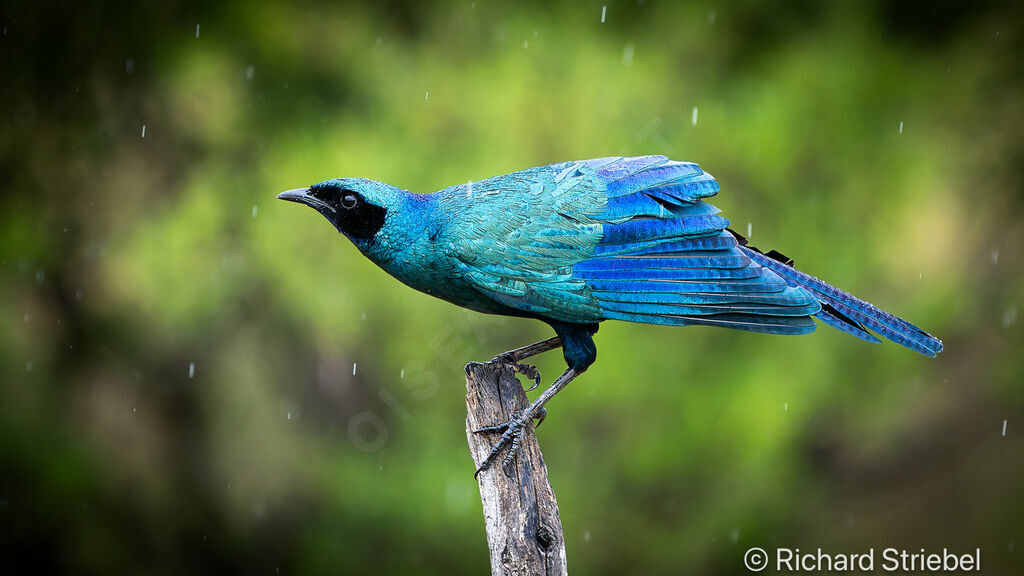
1;1;1022;574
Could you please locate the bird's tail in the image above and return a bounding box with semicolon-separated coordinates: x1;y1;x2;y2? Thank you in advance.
741;246;943;357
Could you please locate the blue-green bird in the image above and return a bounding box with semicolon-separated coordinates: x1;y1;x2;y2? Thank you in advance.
278;156;942;473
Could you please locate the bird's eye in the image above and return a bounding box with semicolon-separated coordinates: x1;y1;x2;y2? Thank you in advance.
341;194;359;209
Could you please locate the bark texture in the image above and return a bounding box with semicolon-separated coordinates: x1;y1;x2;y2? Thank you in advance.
465;361;568;576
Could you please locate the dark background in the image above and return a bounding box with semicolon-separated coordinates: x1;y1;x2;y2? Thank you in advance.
2;1;1022;574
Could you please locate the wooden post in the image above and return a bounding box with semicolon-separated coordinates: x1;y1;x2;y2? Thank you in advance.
465;361;568;576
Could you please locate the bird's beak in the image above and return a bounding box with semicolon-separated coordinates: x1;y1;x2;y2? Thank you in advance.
277;187;335;213
277;188;312;204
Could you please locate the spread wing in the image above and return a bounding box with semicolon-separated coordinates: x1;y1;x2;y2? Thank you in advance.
441;156;820;333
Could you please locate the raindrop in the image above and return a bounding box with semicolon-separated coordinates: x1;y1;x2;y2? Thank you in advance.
141;124;146;138
353;363;358;376
622;43;634;65
23;314;29;324
287;411;292;421
784;402;789;411
252;205;259;217
25;361;33;372
195;24;200;39
1003;419;1008;437
601;6;607;23
584;530;591;542
1004;305;1018;328
691;107;698;126
730;528;739;543
361;311;366;320
189;362;196;379
246;65;254;80
523;39;529;49
425;90;429;100
125;59;134;74
746;222;752;238
400;369;405;379
991;250;999;265
133;407;137;414
899;121;904;134
35;269;44;283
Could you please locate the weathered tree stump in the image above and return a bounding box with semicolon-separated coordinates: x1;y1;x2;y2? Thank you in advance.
465;361;568;576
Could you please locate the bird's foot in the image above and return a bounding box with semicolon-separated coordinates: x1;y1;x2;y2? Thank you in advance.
472;407;547;477
489;353;542;392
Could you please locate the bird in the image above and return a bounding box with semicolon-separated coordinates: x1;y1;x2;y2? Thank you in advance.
278;155;943;475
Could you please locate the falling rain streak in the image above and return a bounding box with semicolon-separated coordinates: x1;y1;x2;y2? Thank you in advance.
601;6;607;23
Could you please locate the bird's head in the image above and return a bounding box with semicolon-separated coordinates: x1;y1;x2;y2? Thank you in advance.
277;178;405;245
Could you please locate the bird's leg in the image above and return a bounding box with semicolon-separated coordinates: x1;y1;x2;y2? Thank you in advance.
473;366;580;478
492;336;563;363
490;336;562;392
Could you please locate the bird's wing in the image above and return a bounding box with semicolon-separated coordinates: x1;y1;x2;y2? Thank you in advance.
573;156;824;335
440;158;624;323
441;156;819;332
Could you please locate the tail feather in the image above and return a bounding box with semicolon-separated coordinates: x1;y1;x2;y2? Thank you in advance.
815;304;883;344
742;247;943;356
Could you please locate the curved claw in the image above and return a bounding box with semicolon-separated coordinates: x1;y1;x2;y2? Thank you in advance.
514;363;542;392
534;407;547;428
489;356;543;392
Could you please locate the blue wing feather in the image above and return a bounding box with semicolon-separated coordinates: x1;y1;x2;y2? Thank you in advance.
571;157;823;335
574;253;750;271
600;215;731;245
